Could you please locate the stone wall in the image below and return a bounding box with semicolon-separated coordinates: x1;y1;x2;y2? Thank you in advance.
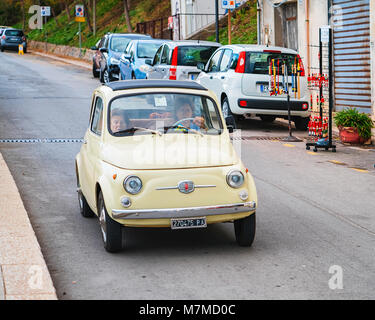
28;40;94;63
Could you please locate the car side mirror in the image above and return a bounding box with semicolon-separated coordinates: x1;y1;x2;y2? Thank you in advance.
91;46;98;50
99;47;108;53
145;59;153;66
225;116;236;133
197;62;206;72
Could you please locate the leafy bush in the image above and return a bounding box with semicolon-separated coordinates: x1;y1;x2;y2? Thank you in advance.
334;108;374;140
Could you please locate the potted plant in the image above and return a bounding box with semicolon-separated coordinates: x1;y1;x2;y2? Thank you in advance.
334;108;374;144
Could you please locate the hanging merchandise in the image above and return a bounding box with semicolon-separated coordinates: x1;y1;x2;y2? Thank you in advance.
306;26;336;153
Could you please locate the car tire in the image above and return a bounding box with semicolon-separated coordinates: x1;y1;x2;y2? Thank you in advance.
294;117;310;131
1;47;4;52
234;213;256;247
260;115;276;123
132;73;136;80
77;175;95;218
98;191;123;253
100;67;110;84
92;62;100;78
222;97;241;125
24;47;27;54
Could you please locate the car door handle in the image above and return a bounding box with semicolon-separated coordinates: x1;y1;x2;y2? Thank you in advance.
221;76;225;79
209;76;213;79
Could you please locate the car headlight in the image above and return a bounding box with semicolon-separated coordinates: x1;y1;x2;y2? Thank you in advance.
110;57;120;65
124;176;143;194
226;170;244;188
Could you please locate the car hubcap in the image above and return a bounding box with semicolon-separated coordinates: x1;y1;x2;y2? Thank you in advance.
222;101;229;118
104;70;109;83
99;206;107;243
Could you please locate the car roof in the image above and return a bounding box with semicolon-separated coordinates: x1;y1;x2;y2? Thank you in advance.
223;44;298;55
110;33;152;38
105;80;208;91
166;40;222;48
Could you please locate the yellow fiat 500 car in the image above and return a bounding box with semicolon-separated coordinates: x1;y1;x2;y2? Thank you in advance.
76;80;257;252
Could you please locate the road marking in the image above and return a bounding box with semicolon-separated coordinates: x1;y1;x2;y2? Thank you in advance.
329;160;346;166
307;152;320;156
283;144;296;148
350;168;369;173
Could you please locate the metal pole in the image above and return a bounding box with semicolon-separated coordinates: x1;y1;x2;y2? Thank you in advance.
319;28;323;126
215;0;219;43
79;22;82;57
328;27;334;149
228;9;231;44
93;0;96;36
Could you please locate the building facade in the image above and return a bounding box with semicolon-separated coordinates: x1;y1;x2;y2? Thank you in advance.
258;0;374;136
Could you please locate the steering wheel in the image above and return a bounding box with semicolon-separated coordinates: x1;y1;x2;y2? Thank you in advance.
172;118;195;128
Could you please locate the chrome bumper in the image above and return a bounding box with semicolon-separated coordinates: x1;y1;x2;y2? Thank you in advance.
112;201;256;220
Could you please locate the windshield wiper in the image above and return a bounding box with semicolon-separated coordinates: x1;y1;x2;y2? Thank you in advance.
113;127;162;136
164;125;203;137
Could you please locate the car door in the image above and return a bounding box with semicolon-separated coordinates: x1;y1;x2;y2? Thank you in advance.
159;44;171;79
81;94;104;209
121;41;134;79
147;45;163;79
198;49;224;100
217;49;233;99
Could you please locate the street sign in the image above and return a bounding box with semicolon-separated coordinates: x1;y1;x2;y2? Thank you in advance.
168;16;173;30
320;25;331;43
75;5;84;17
222;0;236;9
41;6;51;17
75;17;86;22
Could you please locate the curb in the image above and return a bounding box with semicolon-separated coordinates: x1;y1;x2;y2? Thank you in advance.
0;152;57;300
31;50;91;70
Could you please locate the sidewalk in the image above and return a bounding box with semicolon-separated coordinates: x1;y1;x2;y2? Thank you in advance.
0;152;57;300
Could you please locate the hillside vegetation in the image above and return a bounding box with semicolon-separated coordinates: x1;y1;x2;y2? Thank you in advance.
207;0;257;45
8;0;171;49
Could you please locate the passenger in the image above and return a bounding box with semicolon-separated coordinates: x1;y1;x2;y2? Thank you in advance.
110;109;129;133
175;99;206;131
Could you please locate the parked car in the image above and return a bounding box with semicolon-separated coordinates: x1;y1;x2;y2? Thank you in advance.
118;39;169;80
75;80;257;252
146;40;221;81
91;33;152;82
196;45;310;130
0;28;27;53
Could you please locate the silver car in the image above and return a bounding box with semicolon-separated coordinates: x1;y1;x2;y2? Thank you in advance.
145;40;221;81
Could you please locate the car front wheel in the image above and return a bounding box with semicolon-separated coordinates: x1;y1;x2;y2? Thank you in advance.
98;191;123;253
234;213;256;247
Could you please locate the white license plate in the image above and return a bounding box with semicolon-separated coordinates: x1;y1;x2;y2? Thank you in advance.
171;217;207;230
259;85;269;93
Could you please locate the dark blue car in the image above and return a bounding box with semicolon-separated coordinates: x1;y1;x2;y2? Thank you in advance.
118;39;169;80
91;33;152;83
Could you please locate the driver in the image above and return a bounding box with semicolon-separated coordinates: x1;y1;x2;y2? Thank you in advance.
175;99;206;131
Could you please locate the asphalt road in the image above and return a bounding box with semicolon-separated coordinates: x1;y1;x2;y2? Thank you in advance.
0;51;374;300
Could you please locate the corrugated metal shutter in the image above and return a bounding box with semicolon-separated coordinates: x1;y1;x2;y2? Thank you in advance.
332;0;371;113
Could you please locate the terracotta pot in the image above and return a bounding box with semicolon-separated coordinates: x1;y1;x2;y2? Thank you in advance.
339;127;361;144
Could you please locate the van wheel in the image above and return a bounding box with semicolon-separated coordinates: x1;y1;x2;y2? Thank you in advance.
294;117;309;131
98;191;123;253
234;213;256;247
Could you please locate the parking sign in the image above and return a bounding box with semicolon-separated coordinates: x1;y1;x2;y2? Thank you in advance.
41;6;51;17
75;5;84;17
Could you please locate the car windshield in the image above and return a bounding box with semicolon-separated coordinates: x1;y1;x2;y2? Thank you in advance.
245;52;297;75
110;37;131;52
177;46;218;66
5;30;23;37
137;42;164;58
108;93;223;136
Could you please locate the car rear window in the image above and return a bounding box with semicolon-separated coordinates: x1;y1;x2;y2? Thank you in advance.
177;46;218;67
245;52;297;75
5;30;23;37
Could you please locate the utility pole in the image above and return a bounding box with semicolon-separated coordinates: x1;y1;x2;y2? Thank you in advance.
215;0;219;43
93;0;96;36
